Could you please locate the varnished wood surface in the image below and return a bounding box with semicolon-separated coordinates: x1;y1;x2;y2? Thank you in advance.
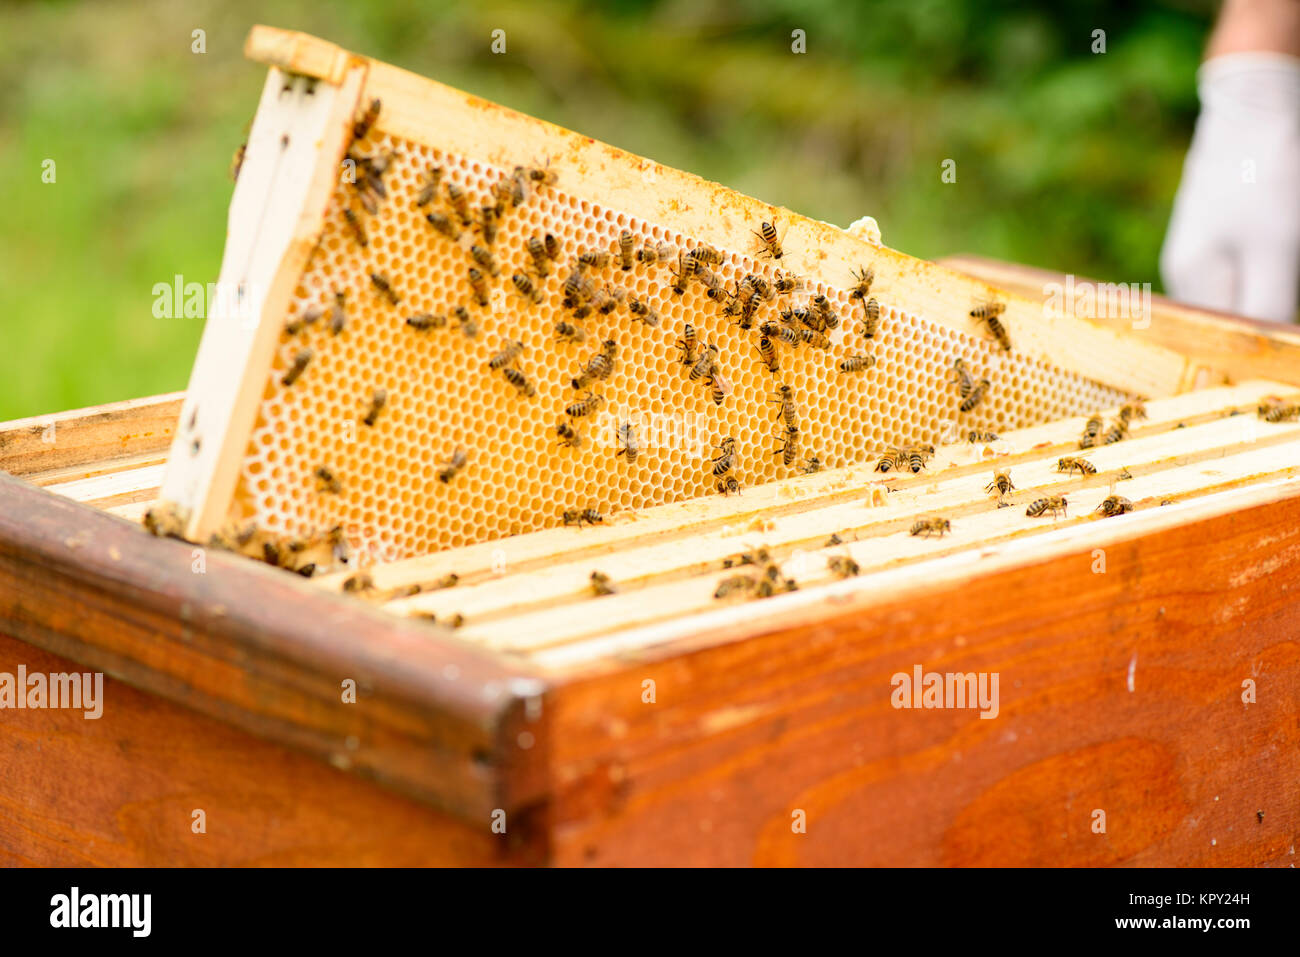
543;486;1300;866
0;634;531;866
0;471;549;826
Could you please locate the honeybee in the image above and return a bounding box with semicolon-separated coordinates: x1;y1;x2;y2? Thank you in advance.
708;371;732;406
1103;420;1128;444
802;456;823;474
406;312;446;331
577;248;611;270
426;211;461;240
839;355;876;374
950;358;974;398
590;571;618;596
636;241;674;264
352;98;381;141
692;244;723;266
342;207;368;246
676;324;699;366
773;270;801;295
1079;415;1103;449
809;295;839;329
1095;495;1135;517
698;267;728;303
327;291;347;335
543;232;562;261
968;430;999;442
315;466;342;495
281;347;313;386
446;181;472;224
849;266;874;300
502;366;536;397
716;476;742;496
859;297;882;340
284;305;322;336
438;447;468;483
910;518;951;538
415;165;444;206
618;230;635;270
453;305;478;338
715;574;758;598
627;296;659;327
489;338;525;370
492;174;524;212
562;508;603;527
572;339;617;389
562;271;595;311
752;220;783;259
591;284;625;315
689;345;719;382
1260;401;1300;423
526;236;553;276
470;244;499;277
511;272;543;304
904;444;934;473
342;572;375;593
555;421;582;448
142;503;187;539
971;300;1011;351
828;555;860;578
1118;400;1148;423
479;205;500;245
760;321;802;348
774;424;800;466
985;470;1015;499
670;251;697;295
361;388;387;427
959;378;991;413
554;321;586;343
616;422;639;462
468;267;490;307
370;272;400;305
1026;495;1068;518
770;385;798;429
1057;456;1097;476
230;142;246;182
754;336;780;373
517;161;558;187
566;391;605;418
711;436;737;476
752;273;776;301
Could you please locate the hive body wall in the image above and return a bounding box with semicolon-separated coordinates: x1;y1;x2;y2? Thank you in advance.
233;133;1127;560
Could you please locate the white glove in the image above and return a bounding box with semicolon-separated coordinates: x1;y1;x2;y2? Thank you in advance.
1160;53;1300;323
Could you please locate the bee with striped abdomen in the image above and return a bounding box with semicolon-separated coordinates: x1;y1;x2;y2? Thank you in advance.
489;338;524;370
281;347;313;387
1095;495;1135;517
910;518;951;538
1057;456;1097;476
361;388;387;427
438;447;467;483
1026;495;1068;518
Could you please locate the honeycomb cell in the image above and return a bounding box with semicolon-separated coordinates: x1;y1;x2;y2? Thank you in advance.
234;135;1131;560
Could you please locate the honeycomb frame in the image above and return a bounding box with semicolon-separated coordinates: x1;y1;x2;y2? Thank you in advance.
158;26;1198;565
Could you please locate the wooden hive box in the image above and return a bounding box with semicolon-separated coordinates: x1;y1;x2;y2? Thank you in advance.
1;27;1298;866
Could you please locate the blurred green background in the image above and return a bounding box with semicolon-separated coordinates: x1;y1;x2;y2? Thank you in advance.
0;0;1214;420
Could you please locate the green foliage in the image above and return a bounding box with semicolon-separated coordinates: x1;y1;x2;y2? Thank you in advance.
0;0;1212;419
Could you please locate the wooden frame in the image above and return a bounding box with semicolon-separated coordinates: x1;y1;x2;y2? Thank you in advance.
4;323;1299;863
158;26;1208;549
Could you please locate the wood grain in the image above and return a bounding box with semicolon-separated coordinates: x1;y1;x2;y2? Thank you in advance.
0;393;182;477
0;471;550;826
542;484;1300;866
0;634;530;866
941;254;1300;388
